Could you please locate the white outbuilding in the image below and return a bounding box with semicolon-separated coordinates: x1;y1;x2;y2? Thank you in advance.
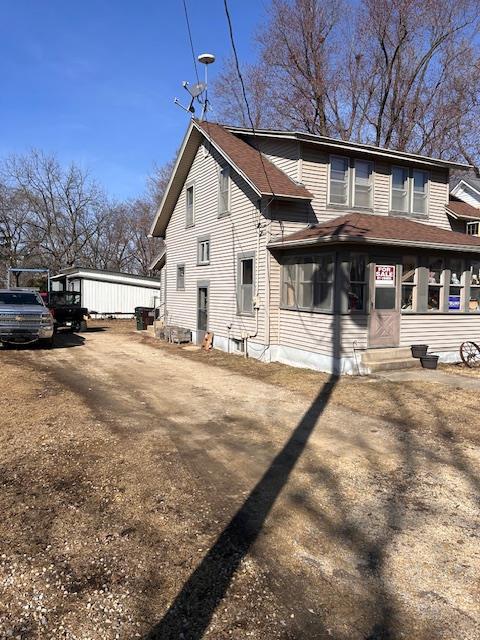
51;267;162;317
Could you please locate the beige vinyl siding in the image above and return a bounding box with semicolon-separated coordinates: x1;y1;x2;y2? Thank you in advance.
278;310;368;357
399;314;480;352
373;162;391;214
427;169;450;229
165;142;267;344
255;137;301;182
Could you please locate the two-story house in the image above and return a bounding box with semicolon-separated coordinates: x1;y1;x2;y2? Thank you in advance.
149;120;480;373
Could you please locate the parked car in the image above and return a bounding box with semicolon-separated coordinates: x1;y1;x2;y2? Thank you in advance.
0;289;55;348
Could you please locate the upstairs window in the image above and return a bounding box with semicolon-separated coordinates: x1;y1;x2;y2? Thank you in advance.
353;160;373;208
197;237;210;265
412;170;428;214
186;184;194;227
391;167;428;215
391;167;409;212
329;156;349;205
218;166;230;216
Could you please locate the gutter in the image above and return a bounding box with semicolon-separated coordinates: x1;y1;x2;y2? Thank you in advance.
267;234;480;253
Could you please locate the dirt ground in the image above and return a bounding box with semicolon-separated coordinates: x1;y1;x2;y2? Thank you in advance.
0;321;479;640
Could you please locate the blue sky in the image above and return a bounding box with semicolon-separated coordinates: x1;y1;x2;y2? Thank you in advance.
0;1;264;200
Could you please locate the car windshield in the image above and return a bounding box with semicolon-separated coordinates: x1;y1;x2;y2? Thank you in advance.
0;292;42;305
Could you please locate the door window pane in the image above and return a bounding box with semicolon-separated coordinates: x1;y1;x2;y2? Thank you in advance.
329;157;349;205
375;288;396;309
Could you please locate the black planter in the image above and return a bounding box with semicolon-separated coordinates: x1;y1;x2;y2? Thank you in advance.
420;354;439;370
411;344;428;358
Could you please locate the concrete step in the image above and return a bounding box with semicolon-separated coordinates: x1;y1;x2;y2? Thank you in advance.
367;358;421;373
362;347;413;363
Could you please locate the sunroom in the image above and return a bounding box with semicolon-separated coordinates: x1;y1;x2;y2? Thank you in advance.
268;212;480;369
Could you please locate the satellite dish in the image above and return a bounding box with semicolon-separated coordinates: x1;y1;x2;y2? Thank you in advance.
187;82;206;98
198;53;215;65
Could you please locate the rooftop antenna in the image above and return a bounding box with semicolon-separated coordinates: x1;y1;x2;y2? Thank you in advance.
174;52;215;120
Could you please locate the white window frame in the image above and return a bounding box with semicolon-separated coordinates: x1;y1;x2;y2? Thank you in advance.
197;236;210;266
466;221;480;236
218;166;230;217
176;264;185;290
328;155;350;207
185;182;195;228
390;166;429;215
237;253;255;316
353;160;373;209
281;254;335;313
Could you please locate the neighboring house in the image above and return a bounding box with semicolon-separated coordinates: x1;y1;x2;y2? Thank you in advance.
51;267;161;316
149;119;480;373
448;174;480;236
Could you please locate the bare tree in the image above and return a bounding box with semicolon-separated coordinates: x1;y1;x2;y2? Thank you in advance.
213;0;480;160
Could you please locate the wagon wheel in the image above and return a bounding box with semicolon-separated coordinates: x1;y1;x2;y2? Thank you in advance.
460;341;480;368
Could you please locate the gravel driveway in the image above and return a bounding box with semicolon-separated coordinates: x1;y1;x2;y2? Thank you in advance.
0;323;479;639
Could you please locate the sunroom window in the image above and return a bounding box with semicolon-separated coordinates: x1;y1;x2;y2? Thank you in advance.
447;258;464;312
348;254;367;311
401;256;416;311
469;261;480;312
282;255;334;312
428;257;443;311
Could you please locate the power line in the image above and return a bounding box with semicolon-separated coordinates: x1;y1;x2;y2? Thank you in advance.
182;0;200;85
222;0;277;204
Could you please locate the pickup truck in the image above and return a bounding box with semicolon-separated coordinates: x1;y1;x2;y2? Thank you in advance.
0;288;55;347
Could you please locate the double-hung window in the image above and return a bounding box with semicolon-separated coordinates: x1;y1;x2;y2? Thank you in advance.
353;160;373;208
329;156;349;205
391;167;409;212
329;157;373;208
185;184;194;227
391;167;428;215
197;237;210;265
412;170;428;214
282;255;334;312
238;255;254;315
218;166;230;216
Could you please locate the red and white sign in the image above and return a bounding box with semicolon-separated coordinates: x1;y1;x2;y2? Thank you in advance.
375;265;395;286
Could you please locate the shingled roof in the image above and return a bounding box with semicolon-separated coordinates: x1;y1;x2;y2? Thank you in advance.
194;121;312;200
446;199;480;221
268;212;480;252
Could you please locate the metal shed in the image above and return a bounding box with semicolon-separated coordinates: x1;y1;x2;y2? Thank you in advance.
51;268;161;317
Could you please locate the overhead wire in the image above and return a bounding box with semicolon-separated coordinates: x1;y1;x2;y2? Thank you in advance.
222;0;278;207
182;0;200;86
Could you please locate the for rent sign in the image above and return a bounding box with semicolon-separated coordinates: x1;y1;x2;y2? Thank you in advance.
375;265;395;286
